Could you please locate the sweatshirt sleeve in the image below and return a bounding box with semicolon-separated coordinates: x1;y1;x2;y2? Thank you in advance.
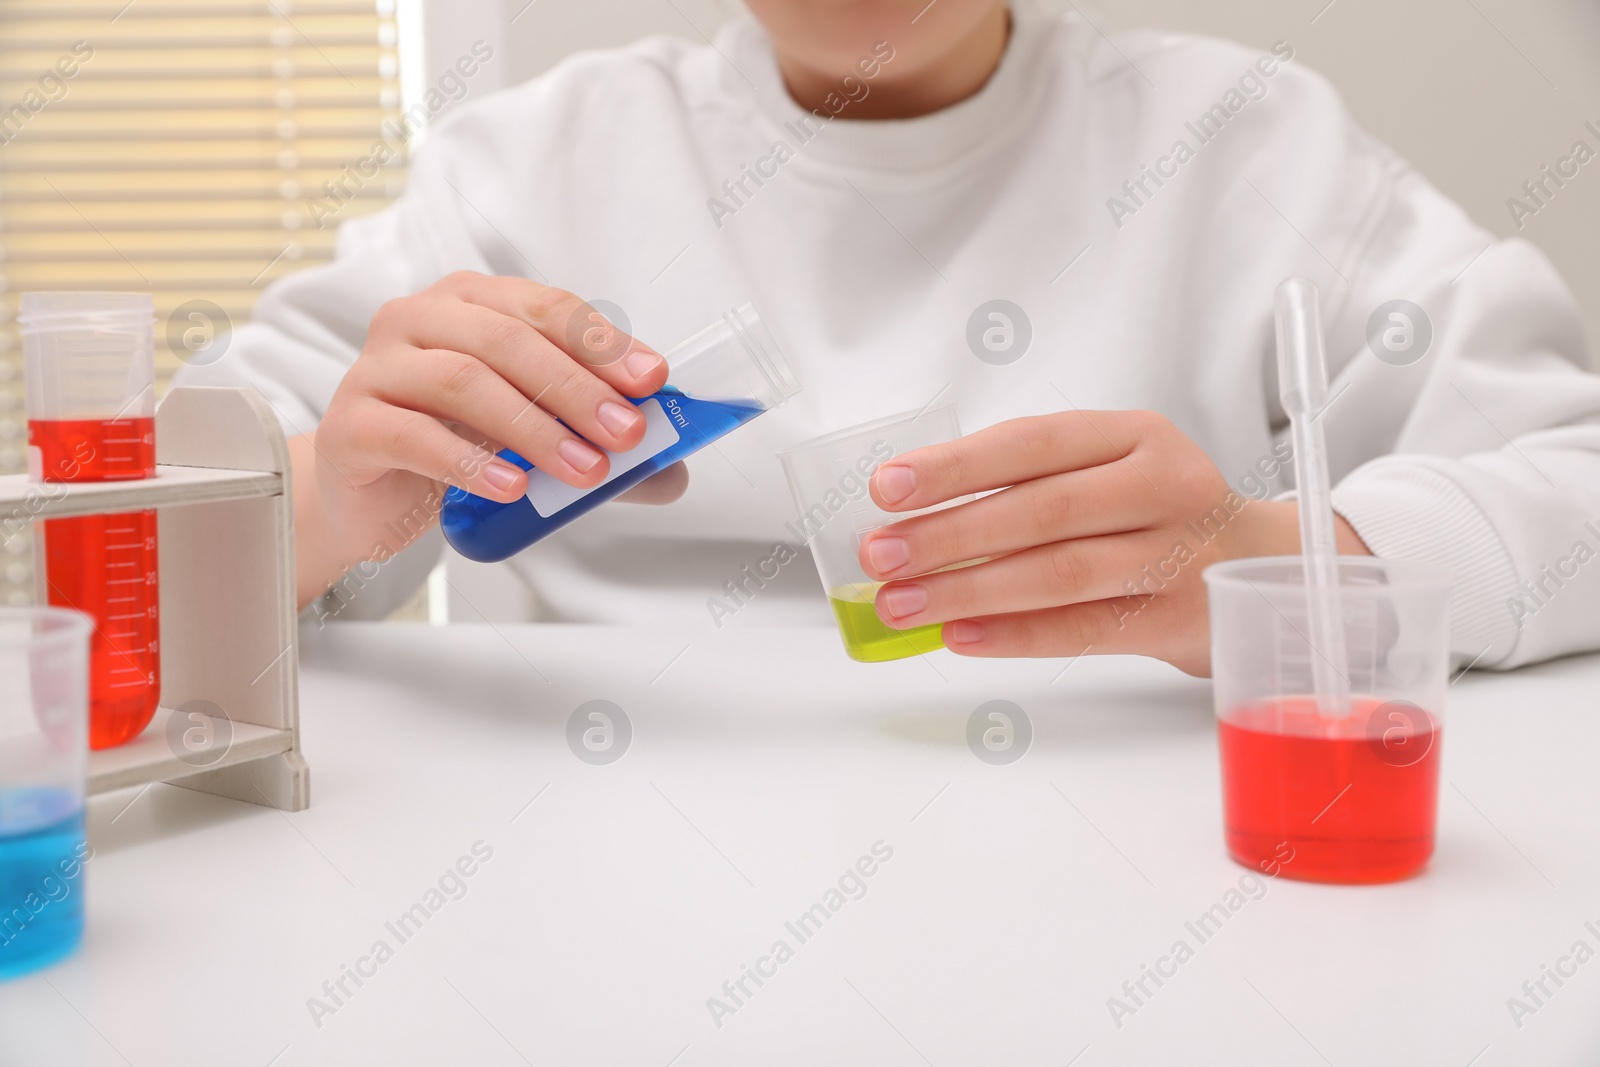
172;120;502;621
1319;157;1600;670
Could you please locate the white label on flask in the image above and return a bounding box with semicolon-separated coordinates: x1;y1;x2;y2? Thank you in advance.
525;398;681;518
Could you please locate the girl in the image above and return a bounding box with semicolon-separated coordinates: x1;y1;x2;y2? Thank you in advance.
180;0;1600;674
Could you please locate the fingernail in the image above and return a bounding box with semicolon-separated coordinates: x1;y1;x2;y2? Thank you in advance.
875;464;916;505
948;619;985;644
597;400;642;436
866;536;911;575
880;583;927;620
482;461;522;492
624;350;665;378
558;438;604;474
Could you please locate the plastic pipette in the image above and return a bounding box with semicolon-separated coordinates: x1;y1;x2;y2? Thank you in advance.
1274;279;1351;718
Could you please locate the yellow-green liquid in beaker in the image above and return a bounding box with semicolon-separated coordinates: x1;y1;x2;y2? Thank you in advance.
828;584;946;662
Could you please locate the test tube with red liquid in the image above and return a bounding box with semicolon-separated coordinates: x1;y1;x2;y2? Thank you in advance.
22;293;161;750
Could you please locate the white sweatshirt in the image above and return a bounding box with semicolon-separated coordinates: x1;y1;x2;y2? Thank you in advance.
178;2;1600;668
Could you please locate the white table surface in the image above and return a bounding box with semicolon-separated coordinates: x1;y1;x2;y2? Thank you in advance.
4;622;1599;1067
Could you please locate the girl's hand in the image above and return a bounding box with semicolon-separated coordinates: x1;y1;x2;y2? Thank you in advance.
857;410;1369;676
298;271;678;607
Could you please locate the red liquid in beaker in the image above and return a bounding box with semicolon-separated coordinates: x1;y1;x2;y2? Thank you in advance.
1218;697;1440;884
30;418;161;750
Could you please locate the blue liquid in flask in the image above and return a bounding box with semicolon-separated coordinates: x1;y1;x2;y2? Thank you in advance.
442;387;765;562
0;787;87;979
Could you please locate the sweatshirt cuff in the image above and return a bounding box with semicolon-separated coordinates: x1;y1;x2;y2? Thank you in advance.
1328;458;1522;667
299;527;444;629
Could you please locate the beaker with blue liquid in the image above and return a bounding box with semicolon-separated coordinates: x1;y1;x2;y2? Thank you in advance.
442;304;799;562
1;607;92;980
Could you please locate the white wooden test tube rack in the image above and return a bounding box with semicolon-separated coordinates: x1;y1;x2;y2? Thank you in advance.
0;386;308;810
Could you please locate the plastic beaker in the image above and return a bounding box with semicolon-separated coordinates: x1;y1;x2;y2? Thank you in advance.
1204;556;1453;884
442;303;800;562
0;606;92;979
22;293;162;750
777;405;970;663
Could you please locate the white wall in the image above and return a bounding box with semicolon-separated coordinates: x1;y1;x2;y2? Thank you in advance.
501;0;741;80
1091;0;1600;366
459;0;1600;364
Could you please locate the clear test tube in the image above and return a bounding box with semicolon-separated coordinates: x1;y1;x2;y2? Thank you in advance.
21;293;161;750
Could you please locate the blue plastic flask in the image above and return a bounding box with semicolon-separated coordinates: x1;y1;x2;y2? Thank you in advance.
442;304;799;562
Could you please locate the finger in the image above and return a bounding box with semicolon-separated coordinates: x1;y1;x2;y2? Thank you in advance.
617;462;689;505
390;300;653;455
432;272;670;397
337;398;530;502
371;346;612;488
860;460;1158;580
939;599;1149;658
944;595;1208;672
871;530;1175;628
869;410;1156;512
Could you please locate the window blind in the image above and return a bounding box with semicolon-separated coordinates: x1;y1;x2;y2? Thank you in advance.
0;0;406;605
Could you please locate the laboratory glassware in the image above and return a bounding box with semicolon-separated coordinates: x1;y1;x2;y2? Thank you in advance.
1204;556;1452;883
1203;278;1451;883
777;405;972;663
442;304;799;562
22;292;161;750
0;606;92;978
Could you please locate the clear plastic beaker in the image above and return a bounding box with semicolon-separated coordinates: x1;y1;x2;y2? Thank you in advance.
0;606;92;979
442;303;800;562
1204;556;1453;884
777;405;969;663
21;293;162;750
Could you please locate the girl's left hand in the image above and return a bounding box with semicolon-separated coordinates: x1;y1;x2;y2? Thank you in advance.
857;410;1369;676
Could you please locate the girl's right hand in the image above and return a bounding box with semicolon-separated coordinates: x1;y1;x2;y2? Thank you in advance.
295;271;676;607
